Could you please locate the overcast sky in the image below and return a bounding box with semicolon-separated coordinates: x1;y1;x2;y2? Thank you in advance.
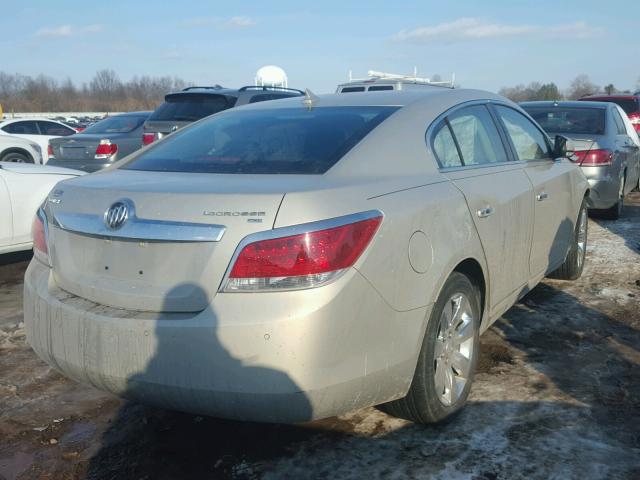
1;0;638;93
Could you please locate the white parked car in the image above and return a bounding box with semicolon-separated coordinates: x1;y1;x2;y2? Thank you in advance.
0;162;82;254
0;134;43;164
0;118;76;163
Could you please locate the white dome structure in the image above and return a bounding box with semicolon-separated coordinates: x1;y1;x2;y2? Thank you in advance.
255;65;288;88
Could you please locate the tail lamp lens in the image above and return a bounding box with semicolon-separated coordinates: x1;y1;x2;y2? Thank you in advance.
95;140;117;158
572;149;613;166
47;144;54;157
142;133;155;146
225;215;382;292
32;209;50;265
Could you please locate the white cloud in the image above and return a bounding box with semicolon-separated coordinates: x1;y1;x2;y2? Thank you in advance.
547;21;603;39
163;46;182;60
35;25;73;37
392;18;603;44
227;16;256;28
34;24;104;37
182;16;257;30
83;24;103;33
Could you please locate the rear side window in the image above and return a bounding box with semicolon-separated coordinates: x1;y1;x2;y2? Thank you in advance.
523;107;606;135
495;106;551;161
149;94;234;122
2;120;39;134
368;86;393;91
611;109;627;135
82;115;147;134
432;122;463;168
341;87;366;93
446;105;508;166
123;106;398;174
36;121;75;136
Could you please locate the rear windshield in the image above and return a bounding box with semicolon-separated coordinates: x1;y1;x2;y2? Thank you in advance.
523;107;606;135
123;106;398;174
81;115;147;134
148;93;234;122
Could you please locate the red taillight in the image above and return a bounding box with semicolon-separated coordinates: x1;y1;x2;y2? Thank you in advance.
32;211;48;257
572;149;613;166
142;133;155;146
628;113;640;132
47;144;54;157
95;140;117;158
225;215;382;291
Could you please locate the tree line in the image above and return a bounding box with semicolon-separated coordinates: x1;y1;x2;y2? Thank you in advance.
498;74;640;102
0;69;189;113
1;70;639;112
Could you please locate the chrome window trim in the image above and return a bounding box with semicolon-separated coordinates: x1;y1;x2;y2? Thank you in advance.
50;210;226;242
426;99;519;171
218;209;384;293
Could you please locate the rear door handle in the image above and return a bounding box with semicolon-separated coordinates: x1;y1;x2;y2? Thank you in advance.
477;206;494;218
536;192;548;201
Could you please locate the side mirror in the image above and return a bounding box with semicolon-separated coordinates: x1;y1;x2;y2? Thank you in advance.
552;135;574;160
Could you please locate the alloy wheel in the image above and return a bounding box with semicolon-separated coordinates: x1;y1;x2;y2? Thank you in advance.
434;293;475;406
576;207;587;270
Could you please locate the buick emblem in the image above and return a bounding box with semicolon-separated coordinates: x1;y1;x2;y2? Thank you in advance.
104;201;130;230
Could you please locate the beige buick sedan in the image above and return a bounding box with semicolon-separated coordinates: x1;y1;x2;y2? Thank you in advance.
24;89;589;424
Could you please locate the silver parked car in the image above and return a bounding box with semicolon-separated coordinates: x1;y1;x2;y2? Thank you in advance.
48;112;151;172
522;101;640;219
24;89;588;424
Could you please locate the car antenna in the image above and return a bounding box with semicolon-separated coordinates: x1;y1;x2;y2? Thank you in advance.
302;89;319;110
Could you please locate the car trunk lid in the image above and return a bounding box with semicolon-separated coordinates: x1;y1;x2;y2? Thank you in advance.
46;169;285;312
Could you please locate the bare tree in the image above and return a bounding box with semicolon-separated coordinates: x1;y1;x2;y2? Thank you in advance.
566;74;599;100
0;70;191;113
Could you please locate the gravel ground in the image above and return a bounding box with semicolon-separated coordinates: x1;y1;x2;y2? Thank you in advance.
1;193;639;480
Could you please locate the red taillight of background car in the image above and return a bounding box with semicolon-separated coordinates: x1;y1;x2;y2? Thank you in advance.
95;140;118;159
47;144;54;157
628;113;640;132
225;215;383;291
32;214;47;255
572;149;613;166
142;133;155;146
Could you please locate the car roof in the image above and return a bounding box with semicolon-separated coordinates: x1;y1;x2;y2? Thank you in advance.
111;111;152;117
167;86;303;97
0;117;69;124
581;94;639;100
233;88;506;111
520;100;610;109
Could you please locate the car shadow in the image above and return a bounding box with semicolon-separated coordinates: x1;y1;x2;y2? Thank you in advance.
0;250;32;267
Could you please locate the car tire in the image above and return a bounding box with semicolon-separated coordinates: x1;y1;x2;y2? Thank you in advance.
548;199;587;281
379;272;480;424
601;176;624;220
0;151;32;163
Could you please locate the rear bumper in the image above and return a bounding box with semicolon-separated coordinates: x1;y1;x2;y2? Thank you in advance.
581;166;619;209
24;260;429;423
46;158;111;173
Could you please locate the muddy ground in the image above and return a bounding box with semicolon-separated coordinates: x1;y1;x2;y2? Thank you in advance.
1;194;639;480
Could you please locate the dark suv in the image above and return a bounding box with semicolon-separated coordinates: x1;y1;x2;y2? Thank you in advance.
579;94;640;134
142;85;303;146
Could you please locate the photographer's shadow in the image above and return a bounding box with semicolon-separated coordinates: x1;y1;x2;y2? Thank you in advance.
85;283;315;479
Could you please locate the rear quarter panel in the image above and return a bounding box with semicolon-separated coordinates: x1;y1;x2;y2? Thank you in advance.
275;176;489;324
